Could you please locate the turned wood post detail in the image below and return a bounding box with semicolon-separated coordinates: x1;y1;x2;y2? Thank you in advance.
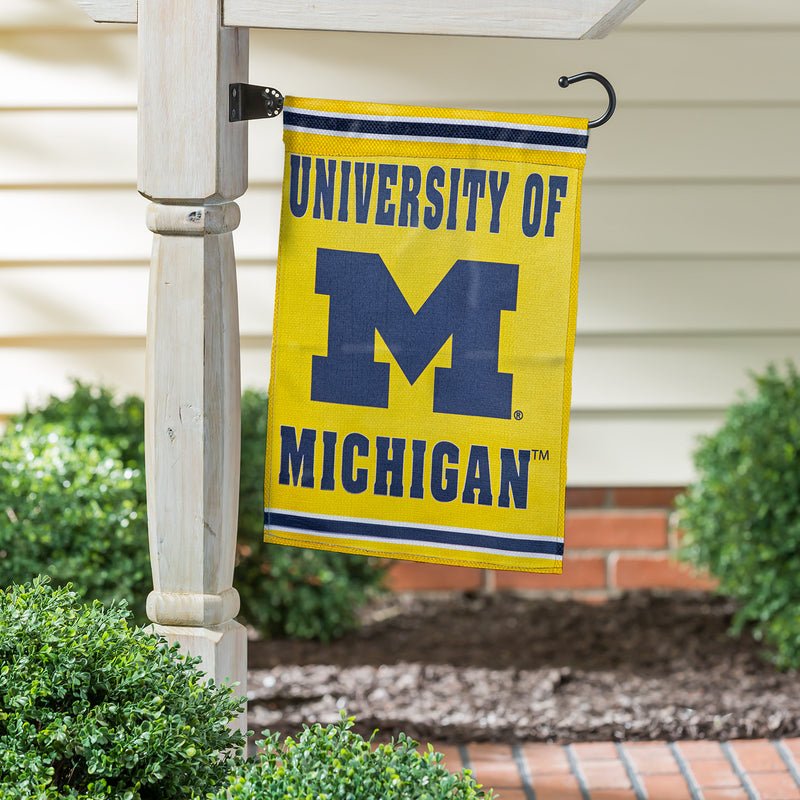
138;0;249;728
144;204;242;627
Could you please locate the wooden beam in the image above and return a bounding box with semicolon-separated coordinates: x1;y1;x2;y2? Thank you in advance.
224;0;645;37
75;0;136;24
77;0;646;38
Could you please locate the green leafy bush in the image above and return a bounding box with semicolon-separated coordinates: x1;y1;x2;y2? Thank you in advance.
0;381;385;640
0;577;246;799
0;385;150;622
13;381;145;467
212;714;494;800
677;362;800;668
1;579;484;800
234;388;386;641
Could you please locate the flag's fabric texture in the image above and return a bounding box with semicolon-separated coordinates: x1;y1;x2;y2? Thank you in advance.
264;96;589;573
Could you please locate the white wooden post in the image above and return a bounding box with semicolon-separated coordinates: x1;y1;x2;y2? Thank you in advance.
137;0;248;730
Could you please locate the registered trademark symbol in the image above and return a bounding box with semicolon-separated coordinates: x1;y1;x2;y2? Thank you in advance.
514;410;524;421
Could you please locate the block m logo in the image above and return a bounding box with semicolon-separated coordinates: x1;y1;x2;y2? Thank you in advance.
311;248;519;418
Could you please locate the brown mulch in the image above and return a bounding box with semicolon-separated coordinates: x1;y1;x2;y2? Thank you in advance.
246;591;800;743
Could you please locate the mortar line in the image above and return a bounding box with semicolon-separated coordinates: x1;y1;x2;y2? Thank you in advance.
458;744;473;774
669;743;705;800
775;741;800;790
511;744;537;800
564;744;591;800
616;742;648;800
720;741;760;800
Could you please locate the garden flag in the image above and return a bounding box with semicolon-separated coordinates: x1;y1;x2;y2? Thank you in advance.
264;96;589;573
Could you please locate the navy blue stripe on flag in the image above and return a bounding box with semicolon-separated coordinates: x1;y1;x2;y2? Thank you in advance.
266;510;564;558
284;110;588;153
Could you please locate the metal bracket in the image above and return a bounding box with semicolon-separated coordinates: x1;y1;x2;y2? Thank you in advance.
229;83;284;122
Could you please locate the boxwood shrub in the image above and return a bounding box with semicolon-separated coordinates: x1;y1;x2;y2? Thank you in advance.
0;417;150;623
677;362;800;668
2;580;490;799
0;577;246;799
0;381;385;639
212;715;495;800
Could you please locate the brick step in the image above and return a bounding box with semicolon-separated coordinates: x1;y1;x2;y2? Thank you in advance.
386;508;717;597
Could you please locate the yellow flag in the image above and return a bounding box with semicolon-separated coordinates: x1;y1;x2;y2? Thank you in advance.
264;97;588;573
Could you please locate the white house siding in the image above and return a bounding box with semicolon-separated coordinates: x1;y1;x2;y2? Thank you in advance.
1;0;799;485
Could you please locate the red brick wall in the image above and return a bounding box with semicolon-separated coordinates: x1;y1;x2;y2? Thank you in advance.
386;487;717;599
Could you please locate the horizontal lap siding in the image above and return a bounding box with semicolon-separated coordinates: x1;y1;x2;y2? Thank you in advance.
4;184;798;261
0;345;271;416
7;106;800;184
2;0;799;486
4;261;798;340
9;29;800;108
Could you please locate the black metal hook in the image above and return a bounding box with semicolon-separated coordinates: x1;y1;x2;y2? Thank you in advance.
558;72;616;129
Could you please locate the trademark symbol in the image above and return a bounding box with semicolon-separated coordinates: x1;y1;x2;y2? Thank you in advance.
514;410;523;420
